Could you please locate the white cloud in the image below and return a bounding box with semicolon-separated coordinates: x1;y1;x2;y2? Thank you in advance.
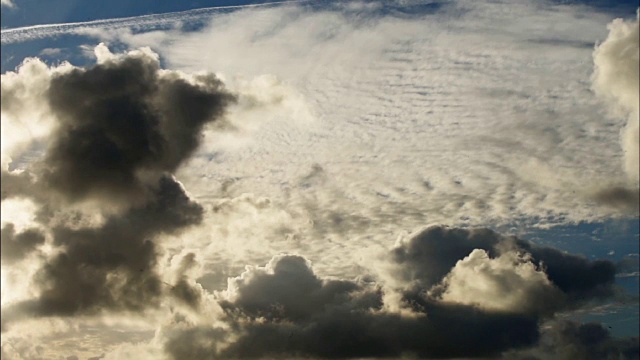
38;48;62;56
2;1;639;358
3;1;635;224
1;0;14;9
118;1;634;228
434;248;563;315
592;11;639;184
0;58;69;171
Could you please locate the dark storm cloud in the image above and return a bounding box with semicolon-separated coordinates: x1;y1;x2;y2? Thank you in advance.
166;254;539;360
0;169;36;201
164;226;621;359
519;243;617;302
41;51;235;204
0;223;45;264
5;176;203;320
216;302;538;360
0;47;236;327
391;226;505;290
502;320;639;360
393;225;616;311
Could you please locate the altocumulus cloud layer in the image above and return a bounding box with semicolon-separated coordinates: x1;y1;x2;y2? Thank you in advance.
1;1;639;359
70;0;639;248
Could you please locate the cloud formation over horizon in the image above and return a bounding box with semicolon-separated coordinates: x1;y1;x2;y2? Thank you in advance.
155;225;628;359
1;1;639;359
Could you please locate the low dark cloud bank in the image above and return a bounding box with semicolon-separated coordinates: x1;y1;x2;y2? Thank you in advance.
502;320;639;360
164;226;630;360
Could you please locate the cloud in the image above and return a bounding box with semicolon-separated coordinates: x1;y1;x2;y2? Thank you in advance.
220;254;380;322
1;43;234;210
2;1;638;358
166;253;540;359
393;226;616;311
592;11;640;185
0;1;299;45
1;44;236;328
502;320;639;360
168;252;206;310
390;227;508;290
34;44;233;206
0;0;14;9
592;186;640;213
162;226;619;359
38;48;63;57
434;249;563;315
89;0;638;228
0;224;45;265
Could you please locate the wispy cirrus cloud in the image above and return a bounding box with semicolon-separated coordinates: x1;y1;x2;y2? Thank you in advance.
0;0;307;45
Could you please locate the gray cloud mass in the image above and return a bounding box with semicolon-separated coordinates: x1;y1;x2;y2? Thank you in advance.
162;225;622;359
0;223;45;264
1;46;236;327
42;49;235;205
1;2;638;357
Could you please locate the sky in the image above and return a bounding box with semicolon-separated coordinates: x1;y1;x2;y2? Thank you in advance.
0;0;639;359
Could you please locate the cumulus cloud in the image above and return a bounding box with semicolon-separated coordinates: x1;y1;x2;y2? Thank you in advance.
592;11;640;185
220;255;380;321
2;1;638;358
4;44;235;207
1;44;235;327
161;226;619;359
435;249;563;315
393;226;616;312
0;0;14;8
166;253;539;360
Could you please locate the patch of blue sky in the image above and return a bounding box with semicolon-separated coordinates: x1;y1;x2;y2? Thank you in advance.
0;0;290;28
1;35;95;72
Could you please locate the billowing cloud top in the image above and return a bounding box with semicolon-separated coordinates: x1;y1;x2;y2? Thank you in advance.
1;45;235;327
2;44;236;207
159;225;619;359
1;1;638;359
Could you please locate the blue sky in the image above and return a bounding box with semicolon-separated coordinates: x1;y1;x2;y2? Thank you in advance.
1;1;638;359
0;0;636;28
1;0;270;28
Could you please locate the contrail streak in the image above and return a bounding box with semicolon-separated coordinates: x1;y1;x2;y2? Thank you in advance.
1;0;309;45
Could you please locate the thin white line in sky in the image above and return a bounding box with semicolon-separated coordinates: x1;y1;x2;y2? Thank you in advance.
1;0;310;44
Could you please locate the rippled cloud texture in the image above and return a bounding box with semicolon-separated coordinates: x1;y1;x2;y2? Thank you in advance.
1;0;638;359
